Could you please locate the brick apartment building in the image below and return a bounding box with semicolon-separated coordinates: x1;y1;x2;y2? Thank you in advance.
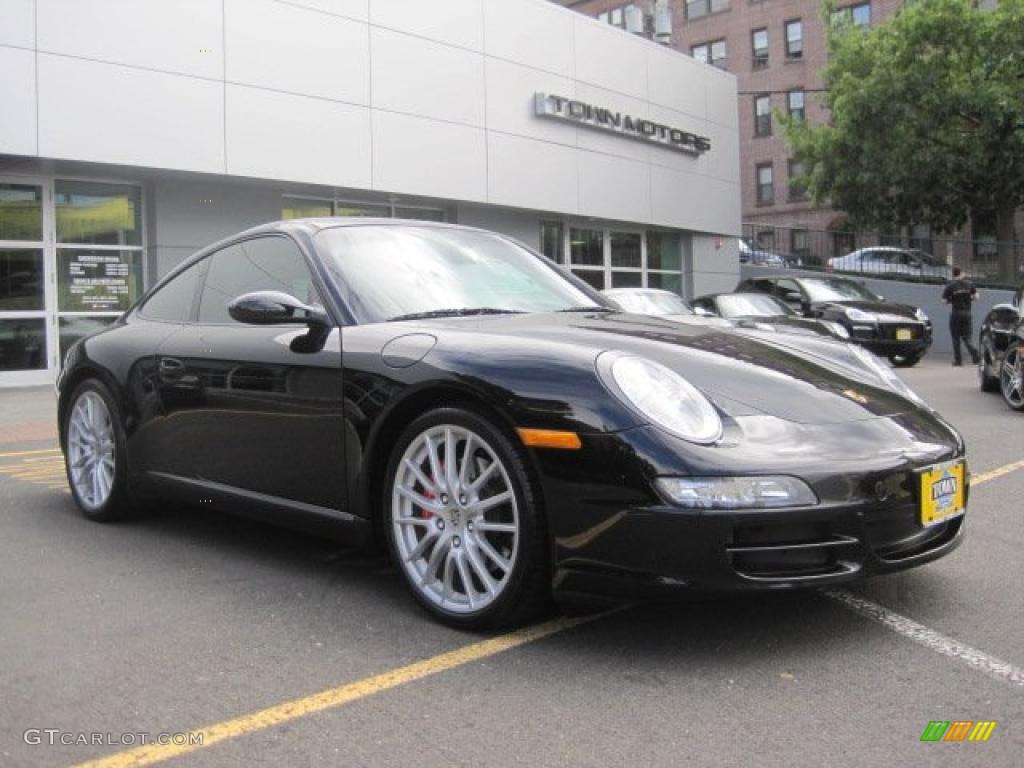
555;0;914;259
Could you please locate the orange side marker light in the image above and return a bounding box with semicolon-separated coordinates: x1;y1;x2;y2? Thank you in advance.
517;428;582;450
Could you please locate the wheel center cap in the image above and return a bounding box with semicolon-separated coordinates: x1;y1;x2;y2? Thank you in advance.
449;508;462;527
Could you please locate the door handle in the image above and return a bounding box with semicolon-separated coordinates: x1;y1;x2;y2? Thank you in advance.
158;357;186;382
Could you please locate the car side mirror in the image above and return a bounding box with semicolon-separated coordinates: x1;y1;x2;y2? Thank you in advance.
693;306;714;317
228;291;330;327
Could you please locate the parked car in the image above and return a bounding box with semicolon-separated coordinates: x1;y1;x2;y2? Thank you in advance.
978;283;1024;410
602;288;731;328
736;274;932;366
828;247;952;281
739;238;787;268
691;292;850;340
58;220;965;628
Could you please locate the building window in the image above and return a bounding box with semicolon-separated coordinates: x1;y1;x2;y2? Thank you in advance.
283;197;444;222
785;20;803;59
692;39;727;69
751;28;769;69
788;159;808;201
790;229;810;257
686;0;730;20
787;89;806;122
833;3;872;28
598;4;639;29
754;95;772;137
540;221;564;263
756;163;774;205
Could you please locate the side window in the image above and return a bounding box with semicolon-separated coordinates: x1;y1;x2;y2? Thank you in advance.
198;236;322;324
140;259;206;322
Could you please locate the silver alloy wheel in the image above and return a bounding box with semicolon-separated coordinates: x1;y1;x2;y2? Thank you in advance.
392;424;519;614
66;391;116;510
1001;347;1024;409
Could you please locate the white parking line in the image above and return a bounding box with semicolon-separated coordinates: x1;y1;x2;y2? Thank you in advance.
822;589;1024;689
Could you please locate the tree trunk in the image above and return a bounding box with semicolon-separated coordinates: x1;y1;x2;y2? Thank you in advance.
995;201;1018;285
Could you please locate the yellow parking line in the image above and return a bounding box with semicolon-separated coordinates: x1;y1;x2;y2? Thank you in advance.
72;610;620;768
0;447;60;459
972;458;1024;487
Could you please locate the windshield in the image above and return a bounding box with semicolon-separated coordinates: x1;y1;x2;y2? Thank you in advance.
717;293;794;318
317;225;603;323
606;290;693;315
801;278;880;303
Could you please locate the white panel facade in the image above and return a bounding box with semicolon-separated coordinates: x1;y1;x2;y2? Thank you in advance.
37;54;224;173
226;85;371;188
487;133;578;214
0;47;36;156
578;152;650;224
484;58;576;145
372;111;487;201
572;16;648;98
482;0;575;77
370;0;483;51
225;0;370;104
284;0;368;20
371;28;485;127
0;0;34;48
37;0;223;80
1;0;740;237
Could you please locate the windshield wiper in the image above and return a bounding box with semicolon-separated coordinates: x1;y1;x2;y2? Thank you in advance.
387;308;526;322
556;306;616;313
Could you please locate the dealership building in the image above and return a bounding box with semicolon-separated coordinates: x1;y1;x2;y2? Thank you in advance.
0;0;739;387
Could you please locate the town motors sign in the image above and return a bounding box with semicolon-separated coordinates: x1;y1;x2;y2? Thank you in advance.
534;93;711;156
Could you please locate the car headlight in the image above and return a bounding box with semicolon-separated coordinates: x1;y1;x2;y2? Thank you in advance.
915;307;929;323
846;307;876;323
656;476;818;509
601;354;723;444
822;321;850;339
850;345;926;406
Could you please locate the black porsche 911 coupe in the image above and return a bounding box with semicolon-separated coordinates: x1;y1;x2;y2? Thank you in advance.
57;220;968;628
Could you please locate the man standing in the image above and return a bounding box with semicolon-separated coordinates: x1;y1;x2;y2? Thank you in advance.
942;266;980;366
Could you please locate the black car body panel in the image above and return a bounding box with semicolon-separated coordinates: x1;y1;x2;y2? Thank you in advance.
979;284;1023;363
737;276;932;360
57;220;966;602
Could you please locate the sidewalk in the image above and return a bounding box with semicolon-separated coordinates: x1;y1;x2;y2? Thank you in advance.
0;386;58;446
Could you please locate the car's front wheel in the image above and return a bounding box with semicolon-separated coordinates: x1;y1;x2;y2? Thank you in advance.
63;379;135;521
384;406;549;629
999;346;1024;411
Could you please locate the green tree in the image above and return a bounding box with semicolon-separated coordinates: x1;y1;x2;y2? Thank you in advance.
785;0;1024;281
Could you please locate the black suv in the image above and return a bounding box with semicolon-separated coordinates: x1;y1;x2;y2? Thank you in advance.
737;275;932;367
978;283;1024;410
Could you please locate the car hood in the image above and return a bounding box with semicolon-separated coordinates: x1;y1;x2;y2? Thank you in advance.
815;299;920;321
416;311;918;425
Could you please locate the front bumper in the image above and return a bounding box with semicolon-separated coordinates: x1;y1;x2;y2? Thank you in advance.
848;320;932;358
537;420;965;601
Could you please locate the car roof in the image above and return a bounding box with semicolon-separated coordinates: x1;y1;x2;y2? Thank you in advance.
233;217;474;240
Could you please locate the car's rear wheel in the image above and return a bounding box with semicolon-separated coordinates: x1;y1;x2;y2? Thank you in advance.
888;352;922;368
64;379;135;521
384;406;549;629
999;347;1024;411
979;335;1000;393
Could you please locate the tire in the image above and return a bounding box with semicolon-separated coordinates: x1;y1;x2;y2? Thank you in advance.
979;336;1000;393
999;347;1024;412
383;405;550;629
888;352;922;368
63;379;136;521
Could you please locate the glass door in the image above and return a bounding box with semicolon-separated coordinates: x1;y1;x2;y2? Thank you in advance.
0;179;55;387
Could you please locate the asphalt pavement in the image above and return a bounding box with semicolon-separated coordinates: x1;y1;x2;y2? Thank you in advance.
0;358;1021;768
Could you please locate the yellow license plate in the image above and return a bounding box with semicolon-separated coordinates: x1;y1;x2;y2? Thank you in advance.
896;329;913;340
919;459;966;527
